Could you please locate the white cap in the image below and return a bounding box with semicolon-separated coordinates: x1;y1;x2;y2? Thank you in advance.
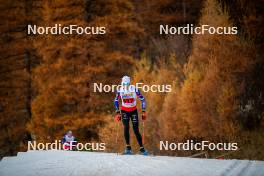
122;76;130;86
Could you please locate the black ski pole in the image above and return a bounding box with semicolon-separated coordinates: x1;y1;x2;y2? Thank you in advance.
142;121;145;145
115;121;120;155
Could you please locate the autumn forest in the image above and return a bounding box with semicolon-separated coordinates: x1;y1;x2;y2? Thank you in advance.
0;0;263;159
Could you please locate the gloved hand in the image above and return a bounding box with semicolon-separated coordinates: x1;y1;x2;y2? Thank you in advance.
142;111;147;121
115;111;121;122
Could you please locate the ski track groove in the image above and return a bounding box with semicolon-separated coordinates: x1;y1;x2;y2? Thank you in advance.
235;161;253;176
219;160;260;176
219;160;240;176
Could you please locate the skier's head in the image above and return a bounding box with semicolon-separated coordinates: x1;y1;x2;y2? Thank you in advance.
121;76;130;87
67;130;73;137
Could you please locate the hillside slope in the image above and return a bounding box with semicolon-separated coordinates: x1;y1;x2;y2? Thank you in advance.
0;151;264;176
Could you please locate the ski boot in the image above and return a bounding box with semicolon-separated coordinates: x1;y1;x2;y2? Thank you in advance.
123;145;132;155
139;147;149;156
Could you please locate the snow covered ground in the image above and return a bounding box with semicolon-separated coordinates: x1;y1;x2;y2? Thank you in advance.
0;150;264;176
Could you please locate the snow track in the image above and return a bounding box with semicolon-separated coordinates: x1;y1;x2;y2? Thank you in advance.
0;150;263;176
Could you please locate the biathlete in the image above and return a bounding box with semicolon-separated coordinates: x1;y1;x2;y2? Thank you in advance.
114;76;148;155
